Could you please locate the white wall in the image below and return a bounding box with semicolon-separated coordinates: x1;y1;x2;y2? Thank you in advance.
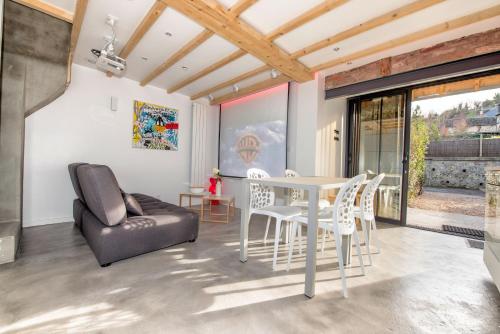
288;75;322;175
23;64;195;227
317;97;347;178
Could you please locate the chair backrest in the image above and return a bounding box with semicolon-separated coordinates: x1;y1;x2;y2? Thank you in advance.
331;174;366;234
247;168;275;210
360;173;385;220
285;169;303;202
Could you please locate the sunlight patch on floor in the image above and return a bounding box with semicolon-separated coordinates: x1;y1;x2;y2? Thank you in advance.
0;303;141;334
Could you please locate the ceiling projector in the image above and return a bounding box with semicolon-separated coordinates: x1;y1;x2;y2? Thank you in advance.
90;14;126;76
92;48;126;75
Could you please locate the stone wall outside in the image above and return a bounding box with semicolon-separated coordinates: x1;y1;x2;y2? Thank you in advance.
425;157;500;189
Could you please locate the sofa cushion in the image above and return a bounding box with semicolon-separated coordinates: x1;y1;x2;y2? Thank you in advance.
77;164;127;226
82;207;199;265
123;193;144;216
68;163;88;203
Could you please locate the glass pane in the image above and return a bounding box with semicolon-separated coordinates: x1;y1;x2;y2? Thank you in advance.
377;95;404;220
358;98;381;179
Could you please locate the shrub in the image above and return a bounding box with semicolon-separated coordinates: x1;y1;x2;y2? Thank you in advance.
408;111;430;200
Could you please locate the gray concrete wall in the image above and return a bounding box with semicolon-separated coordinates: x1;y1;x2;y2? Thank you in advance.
0;53;26;223
0;0;71;262
425;157;500;189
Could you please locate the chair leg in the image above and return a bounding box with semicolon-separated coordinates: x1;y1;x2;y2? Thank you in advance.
263;216;271;245
298;223;303;255
286;221;299;271
353;229;365;276
321;228;327;255
272;219;283;271
285;222;290;244
372;219;381;253
332;223;347;298
360;216;373;265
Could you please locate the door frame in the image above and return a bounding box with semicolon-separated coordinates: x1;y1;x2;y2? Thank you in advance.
345;68;500;226
347;88;410;225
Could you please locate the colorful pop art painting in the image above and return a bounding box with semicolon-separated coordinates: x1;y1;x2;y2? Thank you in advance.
132;100;179;151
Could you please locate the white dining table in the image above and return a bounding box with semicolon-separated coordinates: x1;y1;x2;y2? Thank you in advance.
240;176;352;298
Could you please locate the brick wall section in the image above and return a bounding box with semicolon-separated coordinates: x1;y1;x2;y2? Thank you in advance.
325;27;500;90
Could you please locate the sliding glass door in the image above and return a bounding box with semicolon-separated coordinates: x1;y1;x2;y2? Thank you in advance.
348;91;407;223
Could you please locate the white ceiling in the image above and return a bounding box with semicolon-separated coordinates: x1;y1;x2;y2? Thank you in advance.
67;0;500;100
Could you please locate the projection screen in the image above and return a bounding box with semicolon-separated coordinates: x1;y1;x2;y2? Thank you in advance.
219;83;289;178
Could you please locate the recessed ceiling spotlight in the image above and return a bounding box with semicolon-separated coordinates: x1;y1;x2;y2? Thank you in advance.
232;84;240;93
270;69;279;79
208;94;214;101
333;47;340;52
181;66;189;71
141;56;148;61
165;32;173;37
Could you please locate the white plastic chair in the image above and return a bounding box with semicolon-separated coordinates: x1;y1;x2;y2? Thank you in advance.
285;169;331;209
354;173;385;264
286;174;367;298
285;169;331;254
247;168;301;271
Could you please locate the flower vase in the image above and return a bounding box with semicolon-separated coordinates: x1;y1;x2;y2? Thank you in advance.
215;179;222;196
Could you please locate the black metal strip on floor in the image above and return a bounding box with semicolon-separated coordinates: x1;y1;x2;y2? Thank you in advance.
407;224;485;241
442;225;484;238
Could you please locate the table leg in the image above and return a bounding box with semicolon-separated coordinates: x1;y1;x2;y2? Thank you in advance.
200;198;205;223
240;181;250;262
179;195;182;207
341;235;352;266
305;188;319;298
189;196;192;209
226;200;230;224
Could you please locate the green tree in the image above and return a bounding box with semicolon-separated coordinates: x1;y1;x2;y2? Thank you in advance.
408;110;430;200
428;122;440;141
481;93;500;109
494;92;500;105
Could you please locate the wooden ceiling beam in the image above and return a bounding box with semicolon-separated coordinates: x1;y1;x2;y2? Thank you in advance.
190;65;270;100
412;74;500;101
161;0;313;82
265;0;348;41
140;29;214;86
118;1;167;59
210;75;290;105
227;0;258;19
141;0;255;87
67;0;88;84
292;0;446;59
189;0;347;100
167;49;247;93
13;0;73;22
311;5;500;72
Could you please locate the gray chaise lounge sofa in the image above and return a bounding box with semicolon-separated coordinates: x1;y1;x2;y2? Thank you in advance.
68;163;199;267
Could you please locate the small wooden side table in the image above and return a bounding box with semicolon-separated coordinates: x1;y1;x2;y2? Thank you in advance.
179;192;207;212
201;195;235;224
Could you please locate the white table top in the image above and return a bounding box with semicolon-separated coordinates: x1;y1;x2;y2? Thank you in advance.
244;176;351;190
203;194;234;201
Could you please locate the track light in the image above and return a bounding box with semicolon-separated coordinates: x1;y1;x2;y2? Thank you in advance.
232;84;240;93
208;94;214;101
270;69;279;79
